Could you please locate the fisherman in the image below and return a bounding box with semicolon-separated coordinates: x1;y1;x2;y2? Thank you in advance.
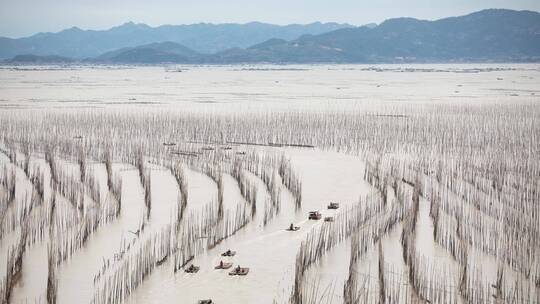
220;260;224;268
289;223;294;230
226;249;231;255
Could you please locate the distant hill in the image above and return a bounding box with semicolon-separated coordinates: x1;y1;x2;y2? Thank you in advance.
211;9;540;63
0;22;353;59
93;41;202;63
6;54;74;63
4;9;540;64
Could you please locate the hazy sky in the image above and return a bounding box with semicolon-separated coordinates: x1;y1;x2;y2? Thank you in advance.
1;0;539;38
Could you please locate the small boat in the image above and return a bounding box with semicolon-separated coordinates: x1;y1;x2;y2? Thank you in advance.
185;264;200;273
198;300;213;304
221;250;236;257
327;202;339;210
174;255;194;273
324;216;334;222
308;211;322;220
162;142;176;146
286;224;300;231
214;261;233;269
229;266;250;276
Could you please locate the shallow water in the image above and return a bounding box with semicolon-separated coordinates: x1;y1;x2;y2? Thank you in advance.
120;148;367;304
1;64;539;113
0;64;539;303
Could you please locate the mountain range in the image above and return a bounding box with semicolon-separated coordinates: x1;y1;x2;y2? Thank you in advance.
2;9;540;64
0;22;353;59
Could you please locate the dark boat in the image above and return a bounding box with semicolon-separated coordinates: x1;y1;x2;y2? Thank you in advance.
324;216;334;222
198;300;213;304
229;265;250;276
174;255;195;273
185;264;200;273
221;250;236;257
308;211;322;220
286;223;300;231
327;202;339;209
214;261;233;269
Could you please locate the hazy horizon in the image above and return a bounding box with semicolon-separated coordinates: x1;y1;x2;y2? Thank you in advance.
1;0;539;38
